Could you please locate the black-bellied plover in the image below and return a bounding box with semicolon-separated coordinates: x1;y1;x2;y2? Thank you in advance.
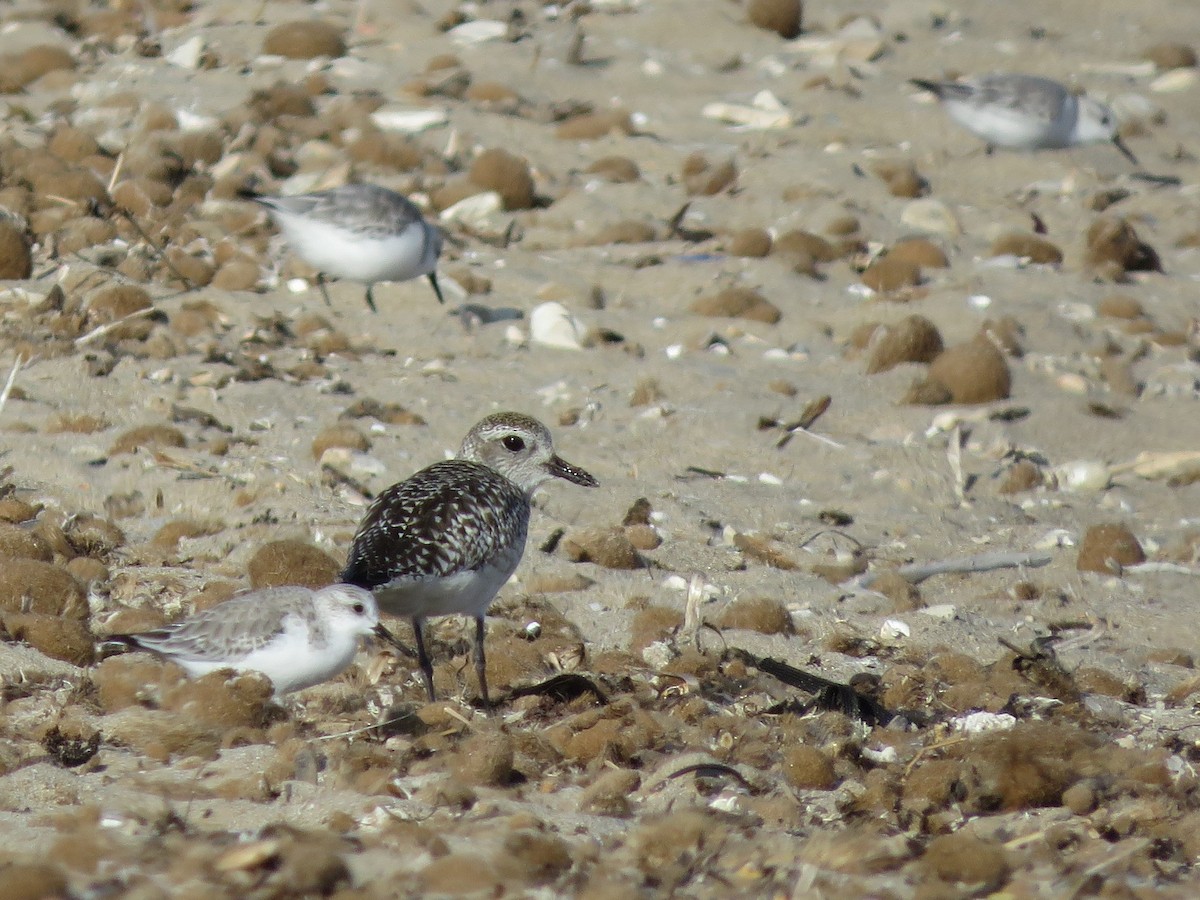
341;412;598;707
911;73;1138;163
103;583;408;695
240;183;445;313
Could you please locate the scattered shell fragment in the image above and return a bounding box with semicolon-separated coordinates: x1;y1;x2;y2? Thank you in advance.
530;302;586;349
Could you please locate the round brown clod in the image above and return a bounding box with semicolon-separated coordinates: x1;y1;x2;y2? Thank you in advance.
726;228;772;257
1097;294;1144;319
0;220;32;279
555;110;633;140
109;424;186;456
920;832;1011;893
887;238;949;269
584;156;640;183
1077;523;1145;574
247;539;340;589
1143;42;1197;70
560;526;645;569
865;315;944;374
926;336;1011;403
262;21;347;59
1085;217;1161;281
311;424;370;461
747;0;803;39
773;229;839;262
690;287;781;324
468;148;535;210
989;232;1063;265
682;153;737;196
861;257;922;294
782;744;837;790
715;596;793;635
0;559;87;618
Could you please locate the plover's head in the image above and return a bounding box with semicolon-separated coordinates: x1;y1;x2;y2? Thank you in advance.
315;584;381;636
458;412;599;495
1076;97;1138;163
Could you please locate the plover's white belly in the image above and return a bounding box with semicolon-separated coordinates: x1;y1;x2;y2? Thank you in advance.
278;216;430;284
375;553;521;621
946;101;1071;149
174;621;359;696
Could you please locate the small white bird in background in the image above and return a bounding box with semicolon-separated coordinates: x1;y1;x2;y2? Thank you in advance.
102;583;410;695
240;183;445;313
341;412;599;708
910;73;1138;164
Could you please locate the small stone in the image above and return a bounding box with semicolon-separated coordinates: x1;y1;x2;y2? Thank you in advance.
1077;523;1145;574
926;336;1011;404
690;287;781;324
865;315;944;374
989;232;1063;265
861;257;922;294
747;0;803;38
886;238;948;269
247;539;340;589
262;21;346;59
468;149;535;210
727;228;772;257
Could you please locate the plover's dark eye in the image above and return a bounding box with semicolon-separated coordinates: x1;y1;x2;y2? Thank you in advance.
502;435;525;452
352;602;365;614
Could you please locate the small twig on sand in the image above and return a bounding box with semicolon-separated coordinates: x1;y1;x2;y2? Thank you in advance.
0;355;24;418
848;550;1053;590
75;307;158;346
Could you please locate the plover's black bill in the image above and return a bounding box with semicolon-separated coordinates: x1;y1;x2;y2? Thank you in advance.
1112;134;1139;165
547;455;598;488
373;622;417;659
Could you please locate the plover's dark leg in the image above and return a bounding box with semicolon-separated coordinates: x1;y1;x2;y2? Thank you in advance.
474;615;490;708
412;617;435;701
316;272;333;307
427;272;445;305
364;284;378;314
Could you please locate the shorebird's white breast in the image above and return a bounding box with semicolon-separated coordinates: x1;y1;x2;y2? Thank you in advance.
944;94;1075;149
375;551;522;621
277;215;431;284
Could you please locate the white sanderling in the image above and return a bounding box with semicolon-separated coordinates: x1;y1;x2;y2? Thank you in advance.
341;412;599;707
910;73;1138;164
240;183;445;313
103;583;409;695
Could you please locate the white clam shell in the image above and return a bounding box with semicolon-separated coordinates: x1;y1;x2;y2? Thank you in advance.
530;302;586;350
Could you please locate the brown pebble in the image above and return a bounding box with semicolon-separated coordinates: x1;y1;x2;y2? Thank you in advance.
921;832;1011;892
1143;42;1197;70
887;237;949;269
998;459;1043;494
0;863;70;900
773;229;840;262
0;220;32;279
747;0;803;38
579;768;640;816
1;611;94;665
865;315;944;374
715;596;793;635
589;221;657;245
468;148;535;210
727;228;772;257
247;539;340;589
1077;523;1145;574
0;559;87;618
555;110;633;140
989;232;1063;265
109;424;186;456
1097;294;1144;319
561;527;644;569
782;745;837;789
1085;217;1161;280
927;336;1011;403
311;424;371;461
584;156;640;183
861;257;922;294
262;21;346;59
682;153;737;196
451;729;514;786
690;287;781;323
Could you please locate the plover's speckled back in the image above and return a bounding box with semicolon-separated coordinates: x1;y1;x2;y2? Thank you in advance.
240;183;445;313
911;73;1138;164
341;412;599;706
103;583;407;695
